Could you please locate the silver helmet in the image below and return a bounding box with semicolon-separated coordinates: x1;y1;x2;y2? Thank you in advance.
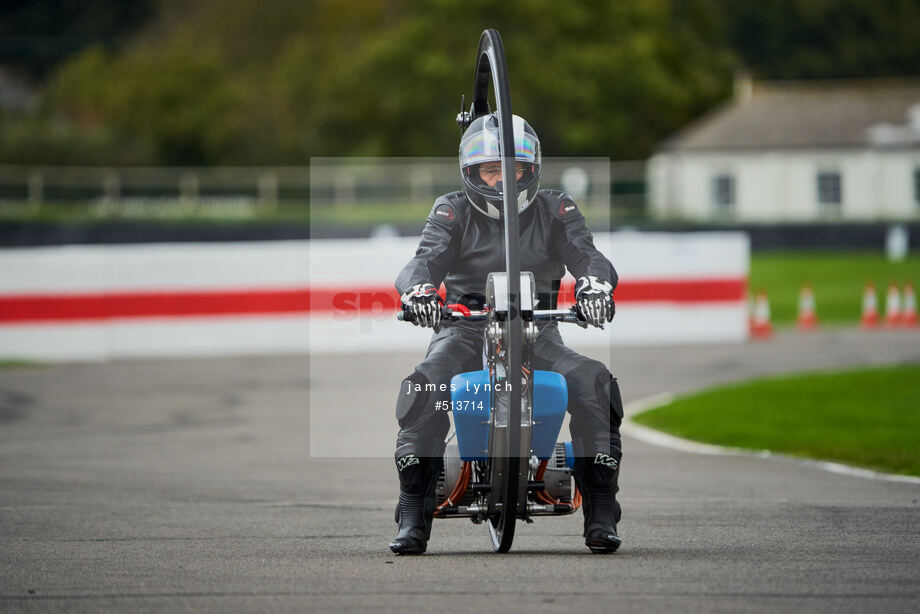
459;113;541;219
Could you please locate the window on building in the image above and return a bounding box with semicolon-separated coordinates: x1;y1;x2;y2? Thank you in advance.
712;173;735;215
816;171;842;215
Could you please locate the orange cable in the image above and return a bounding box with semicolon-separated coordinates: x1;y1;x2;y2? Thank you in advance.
534;458;580;511
433;461;471;517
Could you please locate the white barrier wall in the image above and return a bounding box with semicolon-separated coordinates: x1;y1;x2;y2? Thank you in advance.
0;233;749;361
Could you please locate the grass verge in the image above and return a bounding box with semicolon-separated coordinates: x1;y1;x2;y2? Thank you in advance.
750;250;920;325
0;359;42;369
632;364;920;477
0;200;618;227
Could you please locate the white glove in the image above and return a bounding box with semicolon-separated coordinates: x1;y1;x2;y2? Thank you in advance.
575;275;615;328
400;283;443;330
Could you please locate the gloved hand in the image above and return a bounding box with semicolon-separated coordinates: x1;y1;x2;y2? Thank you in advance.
574;275;615;328
401;283;444;330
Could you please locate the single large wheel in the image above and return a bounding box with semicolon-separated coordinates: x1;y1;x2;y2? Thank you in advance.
487;455;518;552
485;376;520;553
472;28;525;554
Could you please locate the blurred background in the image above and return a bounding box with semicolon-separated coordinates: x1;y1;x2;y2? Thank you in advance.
1;5;919;600
1;0;919;328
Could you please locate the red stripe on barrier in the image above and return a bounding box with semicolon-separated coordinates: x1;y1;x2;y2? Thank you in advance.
0;278;745;323
0;288;311;323
596;279;747;303
309;288;400;315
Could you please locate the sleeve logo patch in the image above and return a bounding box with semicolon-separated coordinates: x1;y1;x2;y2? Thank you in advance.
434;203;455;222
559;201;577;216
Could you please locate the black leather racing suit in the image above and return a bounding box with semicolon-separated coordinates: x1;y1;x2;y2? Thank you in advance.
394;189;624;468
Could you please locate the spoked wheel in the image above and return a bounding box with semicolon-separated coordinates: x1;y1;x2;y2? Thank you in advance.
487;455;518;553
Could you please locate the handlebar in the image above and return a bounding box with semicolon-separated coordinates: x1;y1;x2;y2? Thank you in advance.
534;308;584;324
397;306;584;324
396;308;489;323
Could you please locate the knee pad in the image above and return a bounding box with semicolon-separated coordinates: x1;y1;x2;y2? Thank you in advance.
596;373;624;423
572;435;622;463
396;370;431;427
395;439;446;464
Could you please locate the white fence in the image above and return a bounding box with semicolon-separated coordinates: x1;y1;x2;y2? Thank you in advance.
0;160;647;218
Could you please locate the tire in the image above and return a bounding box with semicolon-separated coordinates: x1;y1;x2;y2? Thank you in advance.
488;455;518;552
474;28;523;554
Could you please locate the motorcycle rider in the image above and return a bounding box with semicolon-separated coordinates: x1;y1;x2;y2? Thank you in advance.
391;113;623;554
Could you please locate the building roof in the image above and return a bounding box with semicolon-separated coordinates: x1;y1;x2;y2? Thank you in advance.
658;78;920;152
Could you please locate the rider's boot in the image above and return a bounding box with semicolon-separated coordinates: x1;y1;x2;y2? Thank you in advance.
574;446;622;553
389;452;443;555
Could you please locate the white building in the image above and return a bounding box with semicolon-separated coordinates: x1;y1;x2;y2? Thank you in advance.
648;78;920;222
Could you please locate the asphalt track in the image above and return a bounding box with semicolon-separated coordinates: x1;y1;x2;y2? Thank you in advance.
1;328;919;613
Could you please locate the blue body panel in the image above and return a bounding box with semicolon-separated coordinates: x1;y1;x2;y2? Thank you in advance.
531;370;568;459
450;370;491;461
563;441;575;468
451;369;569;462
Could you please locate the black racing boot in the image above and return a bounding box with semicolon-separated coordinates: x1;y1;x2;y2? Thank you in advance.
389;454;443;555
574;452;622;553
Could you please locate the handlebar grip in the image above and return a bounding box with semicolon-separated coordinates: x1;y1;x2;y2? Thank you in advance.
398;307;457;323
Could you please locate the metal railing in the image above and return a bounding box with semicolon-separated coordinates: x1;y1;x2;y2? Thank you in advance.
0;159;648;220
0;165;309;205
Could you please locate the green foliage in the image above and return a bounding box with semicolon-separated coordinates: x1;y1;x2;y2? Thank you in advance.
46;38;245;164
4;0;920;165
0;0;155;78
4;0;738;164
0;110;154;165
633;364;920;476
274;0;735;159
719;0;920;79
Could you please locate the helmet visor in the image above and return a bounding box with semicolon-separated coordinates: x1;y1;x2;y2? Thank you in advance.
466;161;537;190
459;115;541;169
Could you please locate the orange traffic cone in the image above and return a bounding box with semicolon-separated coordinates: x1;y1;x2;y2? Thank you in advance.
796;284;818;330
885;284;902;327
903;284;917;327
747;292;755;331
750;290;772;339
860;283;878;329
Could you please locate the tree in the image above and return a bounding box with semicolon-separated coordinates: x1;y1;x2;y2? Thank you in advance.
15;0;920;165
718;0;920;79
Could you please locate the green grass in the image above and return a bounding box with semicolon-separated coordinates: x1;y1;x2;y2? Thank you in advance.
0;200;615;227
0;359;42;369
0;201;439;226
632;364;920;476
750;250;920;325
0;201;310;225
309;202;432;225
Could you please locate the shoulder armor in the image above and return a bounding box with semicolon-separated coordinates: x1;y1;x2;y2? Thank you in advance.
539;189;582;221
428;191;468;226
